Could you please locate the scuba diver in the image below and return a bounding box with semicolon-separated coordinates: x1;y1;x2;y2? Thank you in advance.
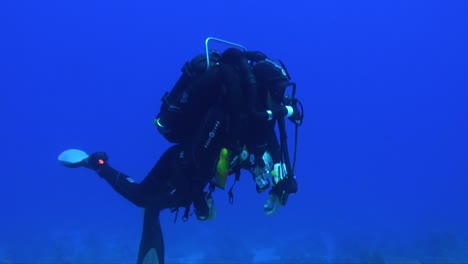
154;46;303;218
62;42;303;264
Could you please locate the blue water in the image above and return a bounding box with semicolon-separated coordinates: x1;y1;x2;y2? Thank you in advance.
2;0;467;263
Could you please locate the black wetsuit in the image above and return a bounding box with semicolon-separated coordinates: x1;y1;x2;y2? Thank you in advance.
86;49;297;264
90;143;217;264
90;136;282;264
94;144;193;210
94;50;295;208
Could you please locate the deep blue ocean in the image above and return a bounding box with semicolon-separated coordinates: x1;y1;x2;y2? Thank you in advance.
2;0;467;263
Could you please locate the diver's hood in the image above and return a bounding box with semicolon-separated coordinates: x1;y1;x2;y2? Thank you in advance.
253;59;290;103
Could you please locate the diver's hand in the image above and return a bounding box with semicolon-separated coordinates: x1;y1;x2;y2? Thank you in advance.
263;193;281;216
284;97;303;125
270;176;298;206
82;152;109;171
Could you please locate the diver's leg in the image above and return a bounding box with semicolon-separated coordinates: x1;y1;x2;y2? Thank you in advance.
88;145;182;208
95;164;146;207
136;208;164;264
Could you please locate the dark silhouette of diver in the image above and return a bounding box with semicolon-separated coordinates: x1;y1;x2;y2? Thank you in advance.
76;47;303;264
153;48;303;218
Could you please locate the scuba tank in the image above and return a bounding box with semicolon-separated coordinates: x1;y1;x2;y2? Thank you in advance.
154;52;222;143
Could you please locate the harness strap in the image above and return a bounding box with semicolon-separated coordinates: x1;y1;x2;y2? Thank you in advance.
182;206;190;222
228;168;241;204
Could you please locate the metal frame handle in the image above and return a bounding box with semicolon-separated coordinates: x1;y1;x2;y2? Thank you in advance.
204;37;248;69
